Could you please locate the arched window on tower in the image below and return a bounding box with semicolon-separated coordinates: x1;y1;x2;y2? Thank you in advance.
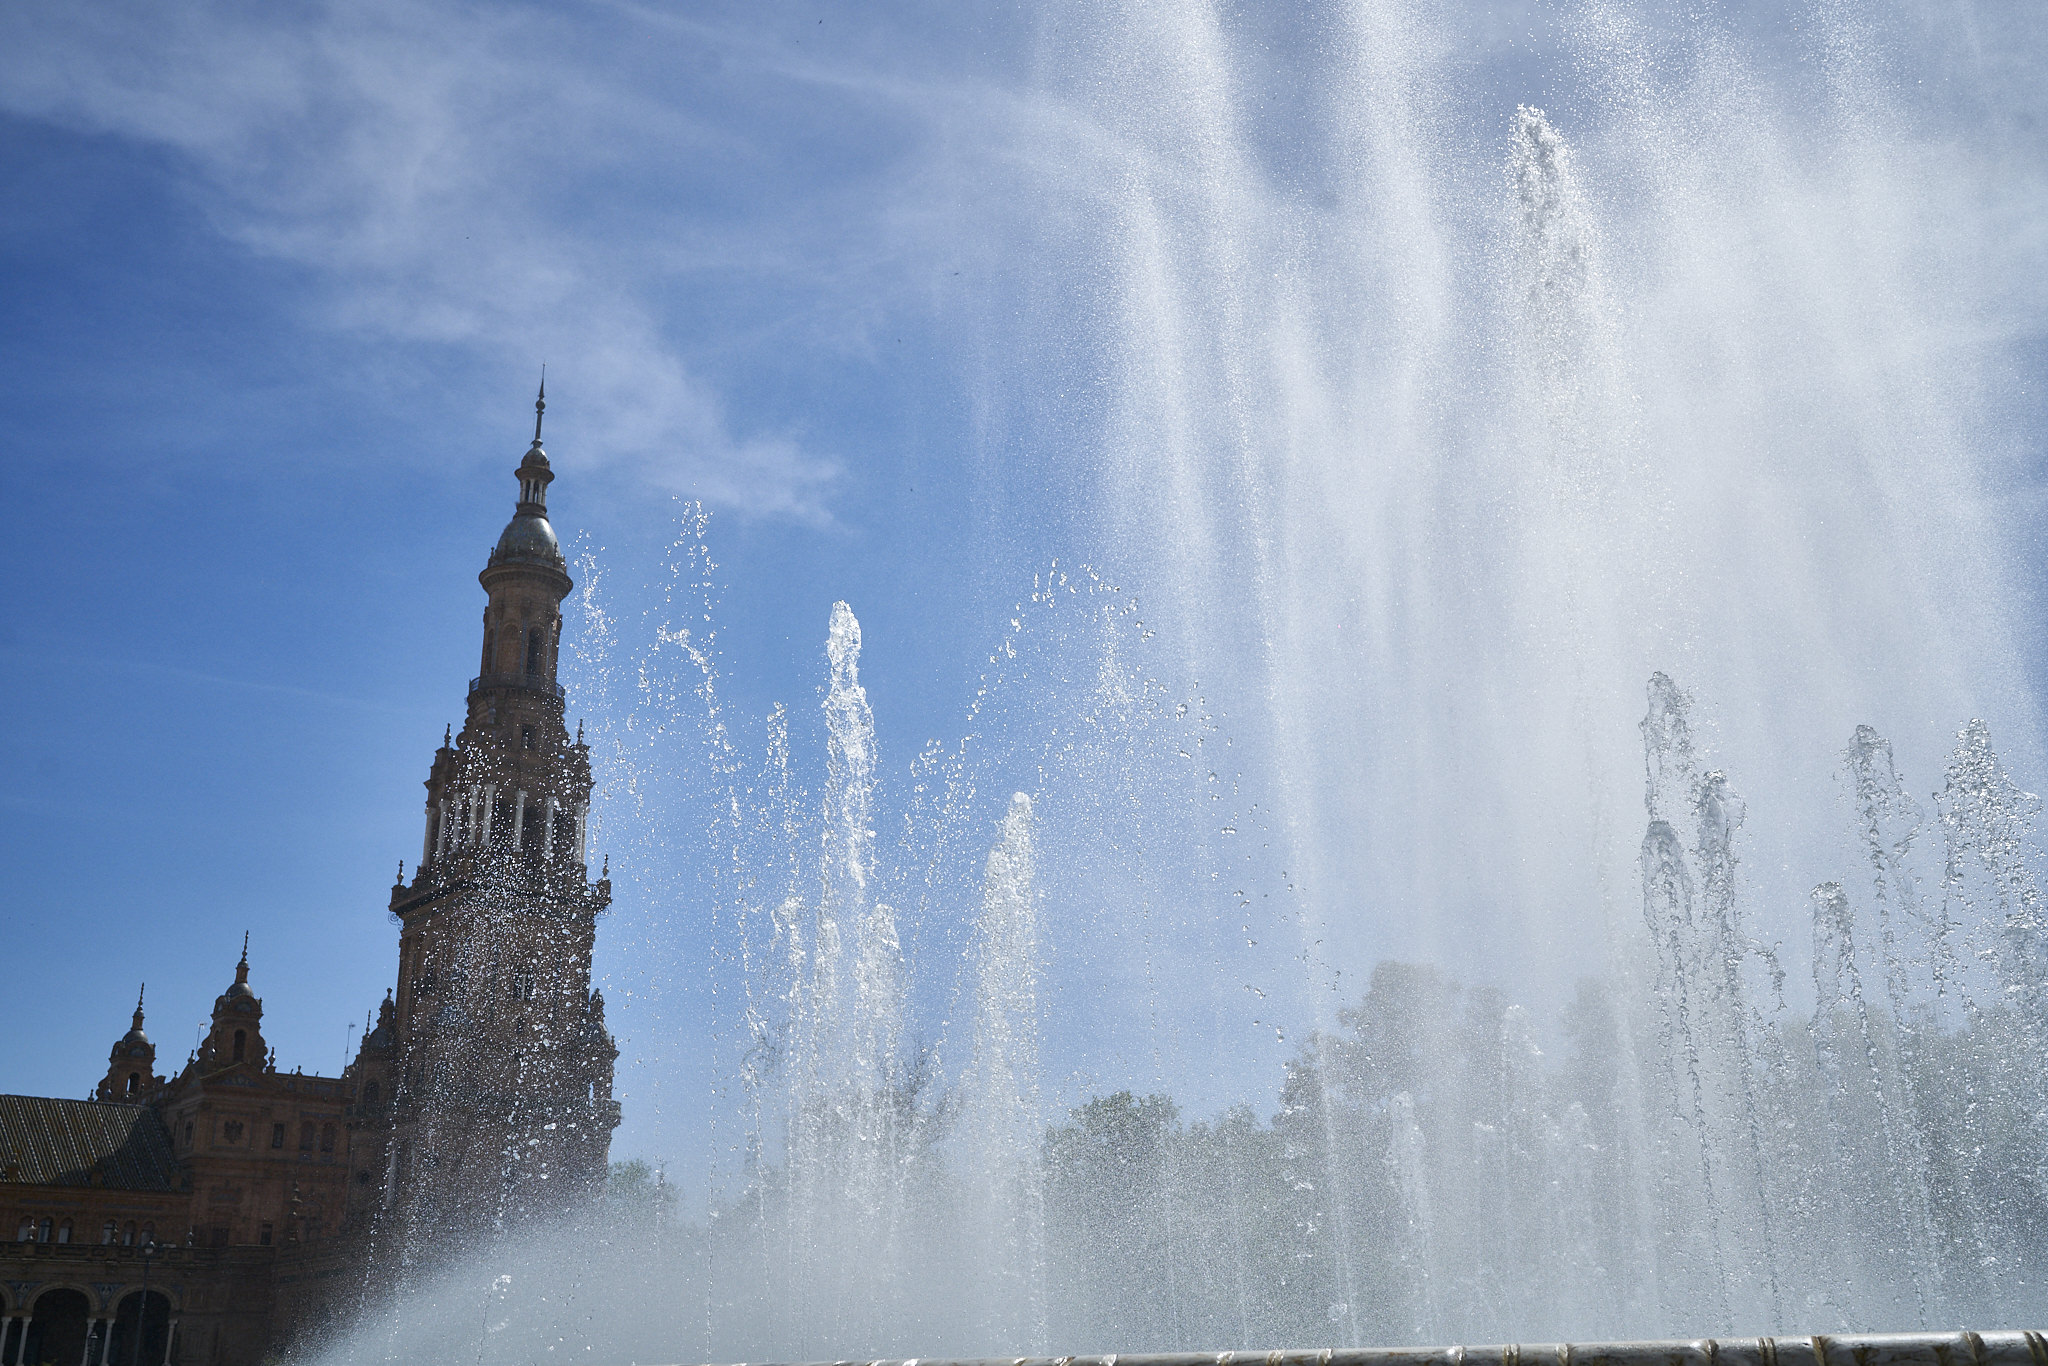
101;1221;115;1244
525;627;543;678
483;628;496;674
551;810;577;863
490;796;515;846
125;1072;138;1096
233;1030;247;1062
55;1220;71;1244
320;1124;336;1154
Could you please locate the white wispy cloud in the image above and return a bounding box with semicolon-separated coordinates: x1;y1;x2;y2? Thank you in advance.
0;1;964;519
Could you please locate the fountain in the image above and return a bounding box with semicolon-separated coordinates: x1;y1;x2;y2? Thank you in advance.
308;0;2047;1359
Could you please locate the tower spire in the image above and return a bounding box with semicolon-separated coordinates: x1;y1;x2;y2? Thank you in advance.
133;983;146;1030
507;376;557;523
237;931;250;985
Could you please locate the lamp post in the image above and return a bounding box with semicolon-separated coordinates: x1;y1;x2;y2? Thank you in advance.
129;1239;156;1366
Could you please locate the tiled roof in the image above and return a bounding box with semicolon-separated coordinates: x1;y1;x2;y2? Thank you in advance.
0;1095;179;1192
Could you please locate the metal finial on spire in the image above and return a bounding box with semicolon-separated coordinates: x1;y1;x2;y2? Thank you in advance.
444;723;453;747
533;368;547;446
240;931;249;966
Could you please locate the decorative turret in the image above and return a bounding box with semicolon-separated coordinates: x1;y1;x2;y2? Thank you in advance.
203;934;267;1071
96;984;161;1102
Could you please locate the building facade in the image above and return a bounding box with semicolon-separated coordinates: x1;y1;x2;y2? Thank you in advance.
0;391;618;1364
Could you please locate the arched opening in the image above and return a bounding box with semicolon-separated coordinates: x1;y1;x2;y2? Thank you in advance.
109;1289;175;1366
101;1221;116;1245
37;1218;51;1242
364;1081;380;1107
490;796;515;846
25;1288;91;1366
15;1218;30;1241
55;1219;71;1244
525;626;543;677
483;628;496;674
124;1221;137;1246
319;1124;336;1154
232;1030;246;1062
551;810;577;863
125;1071;139;1095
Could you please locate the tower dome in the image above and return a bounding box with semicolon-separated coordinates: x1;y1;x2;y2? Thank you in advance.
490;379;566;572
96;985;160;1101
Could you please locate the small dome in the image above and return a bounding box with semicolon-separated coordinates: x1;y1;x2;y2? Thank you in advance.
494;512;564;568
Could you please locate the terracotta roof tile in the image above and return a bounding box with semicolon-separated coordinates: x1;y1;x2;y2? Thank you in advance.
0;1095;178;1192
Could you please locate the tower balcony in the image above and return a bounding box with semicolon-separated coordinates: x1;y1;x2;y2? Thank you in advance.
468;672;566;700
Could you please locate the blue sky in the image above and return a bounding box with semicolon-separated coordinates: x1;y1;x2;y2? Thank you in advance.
0;0;1065;1157
4;0;2047;1179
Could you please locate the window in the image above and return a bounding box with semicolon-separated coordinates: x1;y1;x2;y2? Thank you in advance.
271;1123;285;1150
512;972;535;1001
299;1122;315;1152
56;1220;71;1244
522;725;535;751
124;1222;137;1246
320;1124;336;1154
102;1221;116;1244
232;1030;247;1062
552;811;577;862
139;1223;152;1244
17;1219;31;1241
183;1121;193;1145
364;1081;380;1107
38;1218;52;1242
525;627;543;676
259;1223;273;1247
483;628;496;673
125;1072;139;1096
222;1120;244;1144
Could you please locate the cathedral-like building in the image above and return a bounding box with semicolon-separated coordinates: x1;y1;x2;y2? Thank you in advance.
0;390;619;1365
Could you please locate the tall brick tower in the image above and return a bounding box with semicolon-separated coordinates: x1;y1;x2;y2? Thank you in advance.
357;383;619;1257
